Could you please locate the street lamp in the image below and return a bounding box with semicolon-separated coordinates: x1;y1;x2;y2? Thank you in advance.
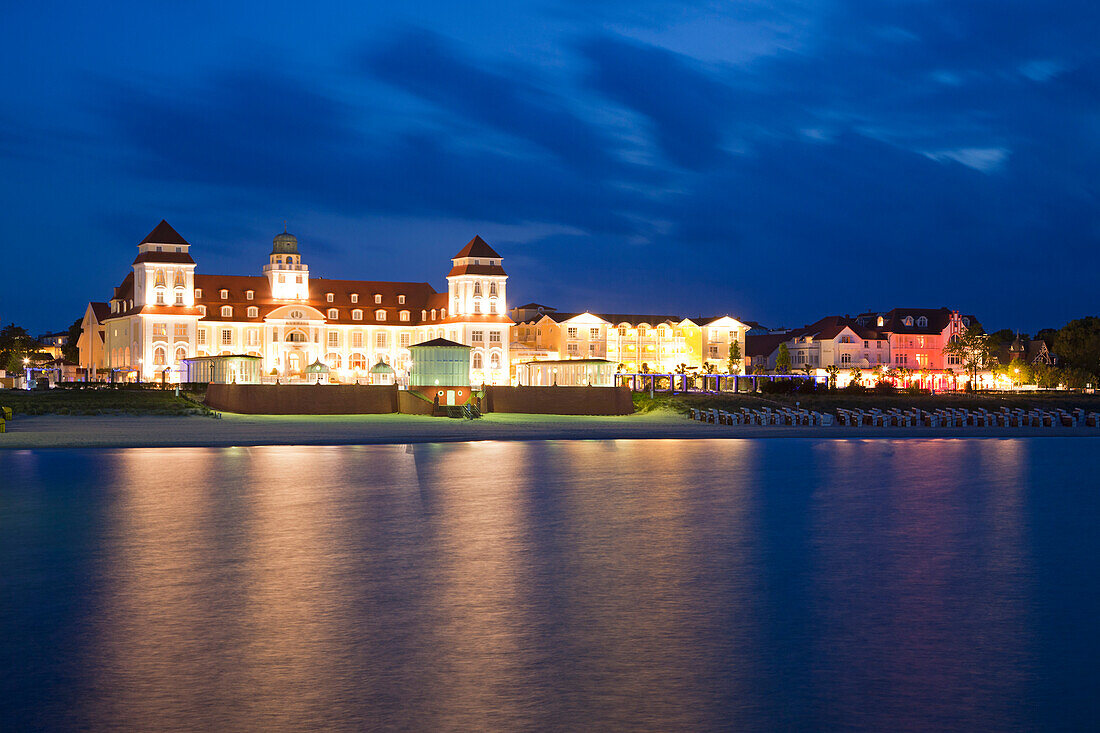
137;358;143;385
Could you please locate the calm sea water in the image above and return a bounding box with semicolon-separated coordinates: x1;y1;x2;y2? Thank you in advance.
2;439;1099;731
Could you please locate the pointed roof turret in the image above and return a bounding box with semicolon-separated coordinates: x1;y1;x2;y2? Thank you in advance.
140;220;189;246
453;235;501;259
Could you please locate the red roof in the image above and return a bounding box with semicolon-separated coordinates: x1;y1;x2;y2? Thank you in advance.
140;220;189;246
89;302;110;321
453;235;501;259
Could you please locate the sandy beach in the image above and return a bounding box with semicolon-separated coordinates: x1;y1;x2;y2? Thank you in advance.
2;410;1098;450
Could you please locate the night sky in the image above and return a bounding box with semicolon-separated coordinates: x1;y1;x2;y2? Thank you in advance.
3;1;1097;334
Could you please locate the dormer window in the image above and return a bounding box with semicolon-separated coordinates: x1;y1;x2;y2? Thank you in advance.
375;309;386;321
246;290;254;300
220;289;228;299
877;316;884;327
198;305;206;316
962;317;971;327
421;309;427;320
431;309;436;320
247;306;258;318
903;316;914;327
441;308;446;318
221;306;232;317
374;294;382;304
195;288;203;298
352;309;363;321
399;310;410;322
398;294;406;304
917;316;928;327
327;308;338;319
350;294;358;303
326;293;334;303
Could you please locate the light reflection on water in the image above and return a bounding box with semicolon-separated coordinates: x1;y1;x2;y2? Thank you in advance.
2;439;1099;731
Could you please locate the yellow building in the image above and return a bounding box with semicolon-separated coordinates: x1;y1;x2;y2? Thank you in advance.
510;305;748;374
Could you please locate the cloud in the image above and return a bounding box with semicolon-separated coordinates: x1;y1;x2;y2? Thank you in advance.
926;147;1009;173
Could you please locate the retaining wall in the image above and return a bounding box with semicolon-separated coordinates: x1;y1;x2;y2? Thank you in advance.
483;385;634;415
205;383;399;414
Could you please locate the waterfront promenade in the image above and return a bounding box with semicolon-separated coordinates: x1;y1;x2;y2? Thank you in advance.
3;411;1098;450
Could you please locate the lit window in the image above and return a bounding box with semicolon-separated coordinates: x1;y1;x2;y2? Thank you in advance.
399;310;410;322
327;293;334;303
399;333;410;348
374;294;382;304
473;352;483;369
352;309;363;321
198;305;206;316
221;329;233;345
567;327;578;338
350;294;358;303
398;295;405;304
376;332;387;348
221;306;232;317
421;310;427;320
431;309;437;320
174;324;188;338
352;331;364;348
197;330;207;345
375;309;386;321
328;308;338;319
490;353;500;369
247;330;260;346
247;306;258;318
590;328;600;339
246;290;254;300
328;331;339;347
296;275;302;284
220;289;228;299
152;323;167;337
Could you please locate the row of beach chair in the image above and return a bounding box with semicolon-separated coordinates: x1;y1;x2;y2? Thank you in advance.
690;405;1100;429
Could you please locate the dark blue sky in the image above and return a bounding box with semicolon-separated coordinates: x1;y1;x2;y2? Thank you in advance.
3;0;1097;334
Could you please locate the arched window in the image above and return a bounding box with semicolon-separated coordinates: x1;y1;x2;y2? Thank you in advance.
326;293;334;302
917;316;928;327
375;309;386;321
221;306;232;317
490;352;500;369
904;316;914;326
473;282;482;296
175;346;187;363
421;309;427;320
325;353;342;368
286;330;307;343
350;353;367;370
399;310;410;322
431;309;436;320
472;352;483;369
328;308;338;319
220;289;228;299
441;308;446;318
489;282;497;297
877;316;884;327
153;346;167;366
352;309;363;321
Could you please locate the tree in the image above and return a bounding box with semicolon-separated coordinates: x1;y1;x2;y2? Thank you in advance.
871;365;886;384
1054;317;1100;378
1;323;47;373
942;326;990;385
62;317;83;363
727;340;742;375
849;367;863;386
801;363;813;376
640;363;650;374
775;343;791;374
825;364;840;389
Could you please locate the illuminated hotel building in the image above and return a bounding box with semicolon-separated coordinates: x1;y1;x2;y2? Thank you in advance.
510;305;748;373
99;221;511;384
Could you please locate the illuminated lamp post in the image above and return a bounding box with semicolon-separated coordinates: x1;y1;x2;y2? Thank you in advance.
137;358;143;384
